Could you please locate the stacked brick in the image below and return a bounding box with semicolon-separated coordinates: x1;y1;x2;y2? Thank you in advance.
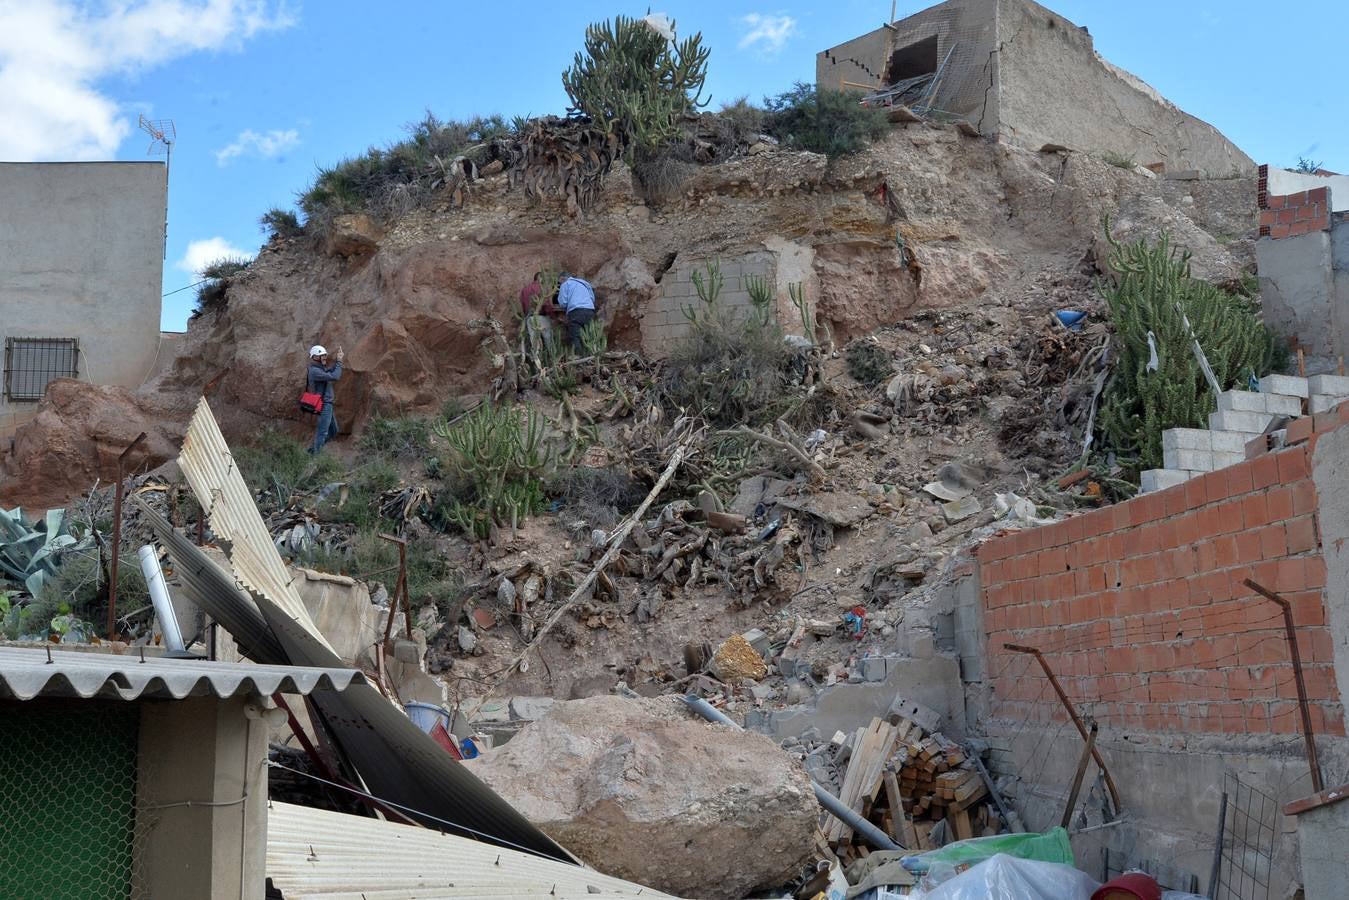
1257;163;1332;241
977;440;1343;738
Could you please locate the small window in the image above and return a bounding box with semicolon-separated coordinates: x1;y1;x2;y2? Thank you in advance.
4;337;79;402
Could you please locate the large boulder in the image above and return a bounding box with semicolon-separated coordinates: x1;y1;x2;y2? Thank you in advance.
464;695;819;900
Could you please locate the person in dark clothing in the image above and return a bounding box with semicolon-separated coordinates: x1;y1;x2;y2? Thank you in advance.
556;271;596;351
306;343;344;454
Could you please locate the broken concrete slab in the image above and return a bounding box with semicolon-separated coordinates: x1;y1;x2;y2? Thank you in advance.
730;475;798;517
508;696;556;722
942;495;983;523
775;491;874;528
463;695;819;900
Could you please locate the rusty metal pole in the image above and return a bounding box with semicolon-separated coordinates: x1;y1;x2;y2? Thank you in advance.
1244;578;1323;792
1061;718;1098;828
378;533;411;641
106;432;147;641
1005;642;1122;813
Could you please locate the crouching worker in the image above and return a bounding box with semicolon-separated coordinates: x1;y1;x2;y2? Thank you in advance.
556;271;596;352
306;343;344;454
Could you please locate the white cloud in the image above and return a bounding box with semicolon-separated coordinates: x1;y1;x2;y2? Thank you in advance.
0;1;295;160
738;13;796;57
177;236;254;275
215;127;299;165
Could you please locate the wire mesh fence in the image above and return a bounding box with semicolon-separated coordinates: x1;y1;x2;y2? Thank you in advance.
0;702;142;899
1212;771;1277;900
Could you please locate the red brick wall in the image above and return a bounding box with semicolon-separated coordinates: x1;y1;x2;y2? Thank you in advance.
1257;164;1332;240
977;442;1344;738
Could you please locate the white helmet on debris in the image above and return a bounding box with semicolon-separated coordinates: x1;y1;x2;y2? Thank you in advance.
309;345;327;358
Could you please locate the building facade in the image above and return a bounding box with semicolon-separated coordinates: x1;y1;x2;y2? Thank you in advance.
0;162;167;438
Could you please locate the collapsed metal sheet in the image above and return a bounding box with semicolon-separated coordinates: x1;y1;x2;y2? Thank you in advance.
135;498;285;663
171;399;574;863
268;801;679;899
178;398;334;654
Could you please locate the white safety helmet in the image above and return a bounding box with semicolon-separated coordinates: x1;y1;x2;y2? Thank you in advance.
309;345;327;358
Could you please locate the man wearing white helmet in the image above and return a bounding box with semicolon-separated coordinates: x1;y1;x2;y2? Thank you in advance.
306;343;344;454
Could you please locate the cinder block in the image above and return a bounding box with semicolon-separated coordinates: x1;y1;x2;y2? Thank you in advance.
1309;394;1345;414
1259;374;1309;398
1217;390;1268;414
1211;450;1246;470
1308;374;1349;396
1210;430;1251;454
1163;448;1214;471
1210;410;1274;434
1264;393;1303;416
1162;428;1212;452
1140;469;1194;493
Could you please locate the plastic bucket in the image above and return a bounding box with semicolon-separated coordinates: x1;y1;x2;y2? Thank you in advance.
404;701;449;734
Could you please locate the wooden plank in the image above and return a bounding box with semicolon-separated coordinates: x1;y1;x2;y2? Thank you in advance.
883;767;905;846
950;779;989;812
949;808;973;842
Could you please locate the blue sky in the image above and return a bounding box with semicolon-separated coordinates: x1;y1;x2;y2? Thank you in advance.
1;1;1343;332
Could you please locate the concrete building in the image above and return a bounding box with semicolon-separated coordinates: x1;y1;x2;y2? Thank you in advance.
0;162;168;439
816;0;1252;175
0;646;361;899
1256;165;1349;375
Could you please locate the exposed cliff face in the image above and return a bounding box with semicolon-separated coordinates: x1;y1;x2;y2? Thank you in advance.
0;123;1255;508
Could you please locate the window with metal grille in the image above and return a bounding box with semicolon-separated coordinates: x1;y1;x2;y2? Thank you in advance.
4;337;80;402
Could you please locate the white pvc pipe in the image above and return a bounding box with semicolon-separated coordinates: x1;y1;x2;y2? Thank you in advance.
139;544;184;652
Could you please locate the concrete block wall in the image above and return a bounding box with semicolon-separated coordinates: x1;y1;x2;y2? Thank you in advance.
640;253;775;358
977;438;1343;738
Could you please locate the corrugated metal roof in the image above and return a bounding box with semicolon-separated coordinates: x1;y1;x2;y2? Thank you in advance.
0;646;363;702
178;398;334;653
267;802;683;900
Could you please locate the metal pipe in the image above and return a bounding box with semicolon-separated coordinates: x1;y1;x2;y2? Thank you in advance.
1060;718;1097;828
1005;643;1122;813
138;545;183;652
1207;791;1228;899
1244;579;1323;792
964;741;1017;831
680;695;901;852
107;431;148;640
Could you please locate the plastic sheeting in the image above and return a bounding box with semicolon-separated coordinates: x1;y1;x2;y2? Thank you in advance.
914;854;1099;900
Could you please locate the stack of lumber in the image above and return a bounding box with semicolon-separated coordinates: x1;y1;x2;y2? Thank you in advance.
823;714;1004;864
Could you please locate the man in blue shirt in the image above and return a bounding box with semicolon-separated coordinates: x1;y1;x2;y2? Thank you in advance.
306;343;344;454
556;272;597;352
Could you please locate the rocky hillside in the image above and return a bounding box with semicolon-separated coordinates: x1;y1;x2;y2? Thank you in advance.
0;120;1253;509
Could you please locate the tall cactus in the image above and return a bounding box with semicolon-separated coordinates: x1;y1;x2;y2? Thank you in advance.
562;15;710;161
1097;223;1278;473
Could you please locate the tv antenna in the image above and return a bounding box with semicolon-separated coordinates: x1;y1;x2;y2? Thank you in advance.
138;114;176;171
138;114;175;257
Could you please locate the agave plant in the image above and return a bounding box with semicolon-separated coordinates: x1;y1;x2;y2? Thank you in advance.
0;508;89;596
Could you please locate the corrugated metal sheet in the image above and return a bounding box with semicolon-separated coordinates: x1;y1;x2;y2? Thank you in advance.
0;646;362;701
268;802;682;900
134;498;286;663
178;398;334;653
172;400;575;864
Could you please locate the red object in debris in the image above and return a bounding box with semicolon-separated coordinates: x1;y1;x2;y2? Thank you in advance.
430;721;463;759
470;607;496;630
1091;873;1162;900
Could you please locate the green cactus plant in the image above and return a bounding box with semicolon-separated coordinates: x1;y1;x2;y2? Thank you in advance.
562;15;710;161
1096;221;1280;474
434;402;552;538
0;508;89;596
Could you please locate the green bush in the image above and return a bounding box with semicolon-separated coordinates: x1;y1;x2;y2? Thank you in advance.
192;257;251;317
763;83;889;158
235;428;344;506
660;260;804;428
320;459;401;528
300;528;462;617
846;340;894;385
709;97;767;150
358;415;434;461
1097;226;1281;473
260;207;302;239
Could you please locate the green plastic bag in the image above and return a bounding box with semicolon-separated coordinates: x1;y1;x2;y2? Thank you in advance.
902;827;1074;885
